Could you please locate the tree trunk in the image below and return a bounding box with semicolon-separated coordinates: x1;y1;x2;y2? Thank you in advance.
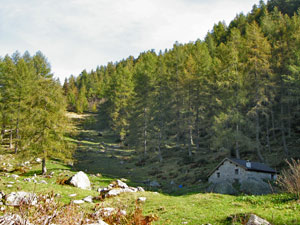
143;107;147;156
195;106;200;151
287;102;291;138
271;110;276;141
188;127;193;157
266;115;271;153
280;104;289;155
255;113;264;162
9;129;13;150
235;124;240;159
42;157;47;175
15;118;19;154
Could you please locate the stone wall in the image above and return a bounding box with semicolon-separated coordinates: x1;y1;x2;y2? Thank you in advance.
208;160;276;183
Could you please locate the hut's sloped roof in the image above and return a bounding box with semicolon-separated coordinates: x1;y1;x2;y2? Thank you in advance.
208;158;277;177
229;158;276;173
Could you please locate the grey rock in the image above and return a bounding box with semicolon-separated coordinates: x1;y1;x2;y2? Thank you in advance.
98;207;115;216
240;178;272;195
35;158;42;163
6;185;13;188
0;214;33;225
115;179;128;189
105;188;125;198
6;192;37;206
247;214;271;225
97;187;109;193
86;220;109;225
24;178;32;182
73;200;85;204
39;180;48;184
83;196;93;203
69;171;91;190
69;194;77;197
10;174;19;179
150;180;160;187
137;186;145;192
207;181;238;195
137;197;147;202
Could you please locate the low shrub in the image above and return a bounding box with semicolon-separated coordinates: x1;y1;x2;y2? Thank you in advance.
277;159;300;199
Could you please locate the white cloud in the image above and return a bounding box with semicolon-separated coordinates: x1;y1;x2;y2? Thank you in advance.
0;0;264;82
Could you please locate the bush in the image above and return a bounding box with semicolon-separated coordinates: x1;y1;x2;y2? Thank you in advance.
277;159;300;199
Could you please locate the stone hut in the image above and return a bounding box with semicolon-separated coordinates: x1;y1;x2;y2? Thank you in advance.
208;158;277;184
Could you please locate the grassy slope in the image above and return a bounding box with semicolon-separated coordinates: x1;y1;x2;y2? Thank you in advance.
0;112;299;224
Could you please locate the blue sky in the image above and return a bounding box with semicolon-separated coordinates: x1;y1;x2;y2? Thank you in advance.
0;0;265;82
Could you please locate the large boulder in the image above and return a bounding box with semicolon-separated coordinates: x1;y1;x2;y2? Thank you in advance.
207;181;238;195
240;178;272;195
69;171;91;190
5;192;37;206
247;214;271;225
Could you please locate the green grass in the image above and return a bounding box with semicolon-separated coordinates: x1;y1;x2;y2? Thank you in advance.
0;159;113;205
100;191;300;224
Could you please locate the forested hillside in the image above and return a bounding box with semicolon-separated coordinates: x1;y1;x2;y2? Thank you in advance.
0;52;71;172
63;0;300;166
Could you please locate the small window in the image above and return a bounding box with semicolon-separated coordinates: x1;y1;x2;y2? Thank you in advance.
235;169;239;175
217;172;220;178
271;174;274;180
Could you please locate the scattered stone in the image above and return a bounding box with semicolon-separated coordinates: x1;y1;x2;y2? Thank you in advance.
98;187;109;193
8;181;14;184
87;220;109;225
137;197;147;202
73;200;85;204
99;207;115;217
39;180;47;184
69;194;77;197
0;214;33;225
10;174;19;179
105;188;125;198
69;171;91;190
35;158;42;163
83;196;93;203
55;193;61;198
0;207;5;211
120;161;125;165
137;186;145;192
114;179;128;188
6;192;37;206
6;185;13;188
95;173;102;177
24;161;30;165
247;214;271;225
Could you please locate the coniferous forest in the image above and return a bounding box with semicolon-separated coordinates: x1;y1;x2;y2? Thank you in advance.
62;0;300;165
0;51;71;173
0;0;300;168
